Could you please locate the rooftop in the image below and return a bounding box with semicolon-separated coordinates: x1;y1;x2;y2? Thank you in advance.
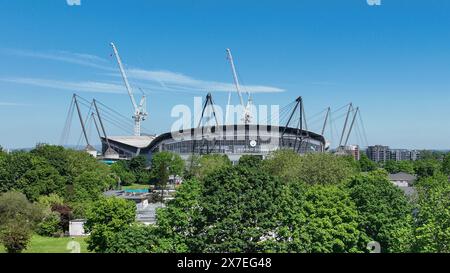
107;135;156;149
389;172;417;182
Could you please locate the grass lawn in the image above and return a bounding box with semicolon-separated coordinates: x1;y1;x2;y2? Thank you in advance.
0;235;90;253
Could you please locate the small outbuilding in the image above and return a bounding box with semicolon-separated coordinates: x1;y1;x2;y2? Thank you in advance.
389;172;417;187
69;219;88;237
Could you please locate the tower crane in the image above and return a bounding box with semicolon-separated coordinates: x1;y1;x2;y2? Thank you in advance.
226;48;253;125
110;42;148;136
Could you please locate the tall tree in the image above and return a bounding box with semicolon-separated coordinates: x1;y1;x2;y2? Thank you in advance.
414;159;442;179
190;164;283;253
153;178;203;253
441;153;450;176
347;170;414;253
266;183;362;253
358;153;378;172
414;173;450;253
0;192;43;253
264;150;357;185
84;197;136;253
383;160;415;174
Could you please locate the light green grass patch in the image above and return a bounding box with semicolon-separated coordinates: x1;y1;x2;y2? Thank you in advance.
0;235;89;253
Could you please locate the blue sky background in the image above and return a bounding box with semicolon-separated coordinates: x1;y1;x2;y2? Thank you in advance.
1;0;450;149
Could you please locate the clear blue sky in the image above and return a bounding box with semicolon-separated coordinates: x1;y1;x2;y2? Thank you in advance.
1;0;450;149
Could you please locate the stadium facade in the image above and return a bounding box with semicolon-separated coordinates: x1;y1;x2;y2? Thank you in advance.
102;124;326;164
101;96;327;164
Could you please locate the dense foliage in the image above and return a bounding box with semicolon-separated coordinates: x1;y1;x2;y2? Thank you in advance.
84;197;136;253
2;143;450;254
0;192;43;253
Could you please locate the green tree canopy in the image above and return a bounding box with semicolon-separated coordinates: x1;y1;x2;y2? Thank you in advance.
414;159;442;179
347;170;414;253
153;178;203;253
358;153;378;172
383;160;415;175
414;173;450;253
85;197;136;253
267;183;362;253
195;154;231;180
264;150;357;185
72;171;116;203
238;155;263;168
110;160;136;186
150;152;185;179
441;153;450;176
0;192;43;253
191;164;282;253
106;224;157;253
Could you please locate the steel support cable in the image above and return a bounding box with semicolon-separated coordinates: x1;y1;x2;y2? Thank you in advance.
358;110;369;146
100;116;133;134
59;98;75;145
95;100;151;133
97;109;135;132
258;100;295;125
354;121;364;147
331;103;351;115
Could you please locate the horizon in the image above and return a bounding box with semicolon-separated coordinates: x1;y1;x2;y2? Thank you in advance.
1;1;450;150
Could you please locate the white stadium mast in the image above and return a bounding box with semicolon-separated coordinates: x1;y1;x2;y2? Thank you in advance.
226;48;253;125
110;42;148;136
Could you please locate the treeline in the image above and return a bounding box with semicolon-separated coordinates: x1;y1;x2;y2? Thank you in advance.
0;144;118;252
359;151;450;178
2;144;450;253
84;150;450;253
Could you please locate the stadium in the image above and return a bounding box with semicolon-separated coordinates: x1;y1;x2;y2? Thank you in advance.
99;95;327;164
62;45;365;163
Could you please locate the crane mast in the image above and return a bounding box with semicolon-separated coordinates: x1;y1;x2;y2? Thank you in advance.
110;42;147;136
226;48;252;124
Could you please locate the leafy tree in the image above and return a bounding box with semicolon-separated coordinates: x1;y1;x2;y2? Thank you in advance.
150;152;185;191
195;154;231;180
189;164;283;253
419;150;444;161
442;153;450;176
0;192;43;253
72;171;116;203
129;155;147;173
84;197;136;253
151;152;185;178
37;211;62;237
153;178;203;253
51;204;73;232
0;219;32;253
31;144;70;177
414;159;442;179
263;149;303;183
106;224;157;253
65;149;112;185
347;170;414;253
16;156;66;201
0;191;43;227
111;161;136;186
414;173;450;252
184;154;201;179
264;151;356;185
383;160;415;175
266;183;362;253
358;153;378;172
129;156;150;184
37;193;65;208
0;151;34;194
238;155;262;168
